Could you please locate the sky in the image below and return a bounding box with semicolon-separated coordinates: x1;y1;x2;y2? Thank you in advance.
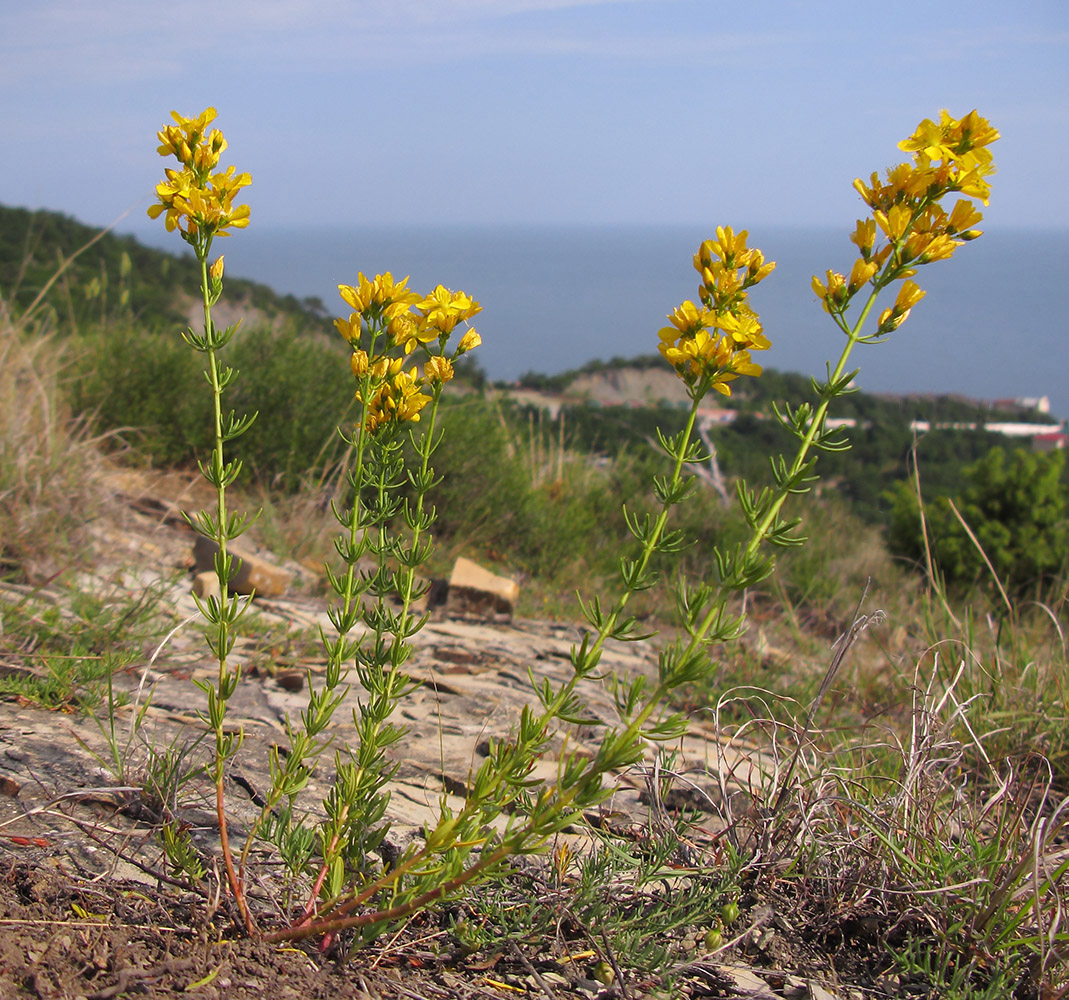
2;0;1067;233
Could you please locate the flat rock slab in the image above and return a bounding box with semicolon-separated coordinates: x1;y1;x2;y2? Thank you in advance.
0;465;779;914
0;587;774;888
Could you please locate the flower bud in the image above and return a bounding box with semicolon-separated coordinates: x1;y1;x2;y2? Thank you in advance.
350;349;370;377
457;329;482;354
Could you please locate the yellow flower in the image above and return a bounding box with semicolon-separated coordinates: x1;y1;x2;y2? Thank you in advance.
876;279;926;334
662;237;772;395
389;312;437;355
847;257;878;293
698;261;743;307
811;270;848;312
149;109;250;243
368;356;404;382
659;300;712;342
156;107;218;163
894;280;926;313
148;161;250;239
693;231;775;315
901;231;958;265
660;328;761;396
457;329;482;354
709;226;751;265
425;355;455;383
950;163;996;206
850;219;877;258
828;111;997;341
192;130;228;173
147;168;194;231
335;313;361;342
359;367;432;433
873;204;912;241
416;285;482;335
745;250;776;286
946;199;983;235
709;306;769;352
338;272;420;320
350;349;370;377
899;109;999;165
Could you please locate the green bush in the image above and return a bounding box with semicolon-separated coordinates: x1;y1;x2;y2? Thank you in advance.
430;399;640;583
888;446;1069;595
73;322;209;466
74;323;354;489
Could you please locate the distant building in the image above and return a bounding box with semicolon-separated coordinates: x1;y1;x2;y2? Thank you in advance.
991;395;1051;415
910;419;1066;440
1034;432;1069;452
696;407;737;429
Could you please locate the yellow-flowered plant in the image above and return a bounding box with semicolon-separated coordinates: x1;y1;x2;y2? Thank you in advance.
657;226;773;396
148;108;251;243
148;107;258;933
335;275;481;432
813;108;996;338
625;112;1000;762
147;106;999;953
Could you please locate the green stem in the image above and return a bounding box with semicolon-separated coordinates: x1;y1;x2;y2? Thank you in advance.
683;285;883;662
576;397;703;673
196;239;253;936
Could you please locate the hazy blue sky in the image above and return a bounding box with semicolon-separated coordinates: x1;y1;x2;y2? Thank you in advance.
2;0;1066;232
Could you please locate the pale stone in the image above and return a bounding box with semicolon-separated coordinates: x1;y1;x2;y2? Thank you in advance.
192;570;221;600
713;966;778;997
808;985;841;1000
446;557;519;619
193;535;292;598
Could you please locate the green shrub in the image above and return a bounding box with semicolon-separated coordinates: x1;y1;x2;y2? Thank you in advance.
73;322;209;466
430;399;644;584
888;446;1069;595
74;323;354;489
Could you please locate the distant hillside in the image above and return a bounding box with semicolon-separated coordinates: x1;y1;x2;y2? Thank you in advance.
0;204;332;336
500;358;1062;522
512;355;1058;427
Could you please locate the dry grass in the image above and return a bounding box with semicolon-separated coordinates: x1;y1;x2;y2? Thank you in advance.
686;595;1069;996
0;300;113;582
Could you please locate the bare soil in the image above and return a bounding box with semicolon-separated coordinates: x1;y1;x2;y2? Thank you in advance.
0;466;969;999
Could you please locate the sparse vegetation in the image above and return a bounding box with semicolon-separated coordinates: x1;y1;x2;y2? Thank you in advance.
0;104;1066;999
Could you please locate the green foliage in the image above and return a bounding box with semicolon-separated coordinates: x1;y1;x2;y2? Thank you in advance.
460;820;741;990
74;323;354;489
710;410;1022;524
431;399;638;582
512;353;666;392
0;204;329;334
14;109;1064;995
0;583;165;710
520;379;1046;529
730;367;1056;425
888;446;1068;594
73;323;208;465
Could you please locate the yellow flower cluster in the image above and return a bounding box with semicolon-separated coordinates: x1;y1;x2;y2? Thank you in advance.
335;273;482;433
813;109;998;335
658;227;774;396
147;108;251;242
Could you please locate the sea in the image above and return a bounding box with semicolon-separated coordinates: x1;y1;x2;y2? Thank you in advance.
127;224;1069;419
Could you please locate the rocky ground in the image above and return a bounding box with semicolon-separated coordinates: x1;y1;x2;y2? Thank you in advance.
0;467;875;999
